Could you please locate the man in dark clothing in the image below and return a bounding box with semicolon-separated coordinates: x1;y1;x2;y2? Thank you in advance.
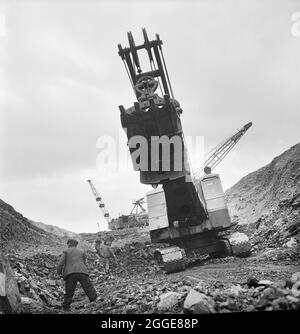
57;239;97;311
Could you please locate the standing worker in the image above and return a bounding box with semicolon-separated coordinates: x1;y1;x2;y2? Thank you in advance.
57;239;97;312
95;238;116;274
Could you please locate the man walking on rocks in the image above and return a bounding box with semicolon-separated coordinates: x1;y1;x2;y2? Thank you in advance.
57;239;97;312
95;238;116;274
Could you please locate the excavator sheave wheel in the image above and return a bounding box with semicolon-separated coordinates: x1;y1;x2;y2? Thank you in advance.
229;232;251;258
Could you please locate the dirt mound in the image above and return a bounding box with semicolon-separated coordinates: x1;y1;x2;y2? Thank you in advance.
249;201;300;259
30;220;77;239
226;143;300;225
225;143;300;260
0;198;63;252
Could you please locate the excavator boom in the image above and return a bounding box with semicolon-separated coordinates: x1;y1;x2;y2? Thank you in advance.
194;122;253;177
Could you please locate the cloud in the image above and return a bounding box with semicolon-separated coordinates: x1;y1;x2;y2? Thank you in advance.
0;1;299;232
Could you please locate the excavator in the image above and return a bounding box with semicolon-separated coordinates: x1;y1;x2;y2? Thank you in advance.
117;29;252;273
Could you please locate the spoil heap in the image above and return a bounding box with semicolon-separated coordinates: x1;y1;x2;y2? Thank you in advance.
0;199;63;253
226;143;300;225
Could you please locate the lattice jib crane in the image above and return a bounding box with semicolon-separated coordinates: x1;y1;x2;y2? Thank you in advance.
87;180;110;229
193;122;253;178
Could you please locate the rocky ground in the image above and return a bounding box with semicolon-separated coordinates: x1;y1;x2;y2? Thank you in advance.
3;235;299;314
5;199;299;314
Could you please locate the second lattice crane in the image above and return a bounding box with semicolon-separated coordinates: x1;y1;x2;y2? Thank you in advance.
87;179;110;230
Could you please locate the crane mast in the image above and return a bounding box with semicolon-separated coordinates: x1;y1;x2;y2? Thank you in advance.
194;122;253;178
87;180;110;230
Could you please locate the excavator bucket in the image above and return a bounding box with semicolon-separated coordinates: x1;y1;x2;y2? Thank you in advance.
118;29;190;185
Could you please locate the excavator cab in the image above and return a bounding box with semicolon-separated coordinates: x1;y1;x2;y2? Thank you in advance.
196;173;232;230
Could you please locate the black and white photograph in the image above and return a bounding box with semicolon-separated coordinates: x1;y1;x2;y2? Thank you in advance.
0;0;299;322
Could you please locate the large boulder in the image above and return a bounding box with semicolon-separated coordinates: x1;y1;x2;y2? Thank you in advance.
157;291;182;312
183;289;215;314
290;272;300;284
18;297;45;313
0;252;21;313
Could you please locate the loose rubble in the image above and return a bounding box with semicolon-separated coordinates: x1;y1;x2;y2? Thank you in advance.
1;242;299;314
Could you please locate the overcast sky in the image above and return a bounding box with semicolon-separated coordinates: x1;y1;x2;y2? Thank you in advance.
0;0;299;233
